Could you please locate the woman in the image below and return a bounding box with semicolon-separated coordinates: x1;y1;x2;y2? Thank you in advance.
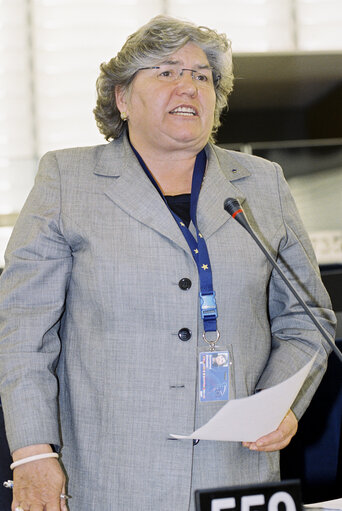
0;15;336;511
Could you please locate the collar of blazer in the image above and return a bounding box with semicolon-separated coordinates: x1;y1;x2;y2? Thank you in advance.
93;132;250;250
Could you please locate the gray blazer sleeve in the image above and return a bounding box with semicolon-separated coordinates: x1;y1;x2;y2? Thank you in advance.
0;151;72;452
255;162;336;420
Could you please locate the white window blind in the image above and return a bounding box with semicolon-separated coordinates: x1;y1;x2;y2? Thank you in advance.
31;0;163;155
167;0;296;52
0;0;36;215
296;0;342;50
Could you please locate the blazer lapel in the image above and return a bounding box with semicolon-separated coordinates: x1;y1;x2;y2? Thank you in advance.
196;144;250;239
93;134;192;255
93;134;250;251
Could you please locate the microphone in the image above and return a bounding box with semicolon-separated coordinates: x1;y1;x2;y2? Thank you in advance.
224;197;342;364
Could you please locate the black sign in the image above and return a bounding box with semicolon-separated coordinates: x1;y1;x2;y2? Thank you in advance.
195;479;302;511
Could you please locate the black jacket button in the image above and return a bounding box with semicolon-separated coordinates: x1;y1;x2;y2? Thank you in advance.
178;328;192;341
179;278;192;290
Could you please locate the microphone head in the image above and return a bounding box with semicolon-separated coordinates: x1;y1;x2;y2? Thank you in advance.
223;197;241;216
223;196;251;233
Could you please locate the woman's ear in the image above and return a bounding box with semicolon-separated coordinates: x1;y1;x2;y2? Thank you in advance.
115;86;128;116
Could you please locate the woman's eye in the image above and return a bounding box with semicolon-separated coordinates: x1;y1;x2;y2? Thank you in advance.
196;74;208;82
159;70;173;77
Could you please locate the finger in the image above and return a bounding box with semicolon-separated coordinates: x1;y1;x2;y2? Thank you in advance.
259;428;285;446
60;485;69;511
12;493;23;510
249;426;295;451
14;503;29;511
244;430;290;451
247;409;298;451
61;498;69;511
30;505;45;511
45;499;64;511
242;428;281;450
254;437;290;451
11;500;23;511
60;484;68;511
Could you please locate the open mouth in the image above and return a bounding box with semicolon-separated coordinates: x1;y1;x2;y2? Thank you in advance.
169;106;198;116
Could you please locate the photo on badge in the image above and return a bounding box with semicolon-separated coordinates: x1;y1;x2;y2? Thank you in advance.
199;350;229;403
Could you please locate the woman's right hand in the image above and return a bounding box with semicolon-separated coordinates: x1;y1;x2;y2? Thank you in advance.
11;444;68;511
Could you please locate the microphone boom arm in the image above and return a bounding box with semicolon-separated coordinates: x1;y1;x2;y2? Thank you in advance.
224;197;342;364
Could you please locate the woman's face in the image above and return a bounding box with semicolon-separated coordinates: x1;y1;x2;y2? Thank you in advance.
116;42;216;155
215;355;227;366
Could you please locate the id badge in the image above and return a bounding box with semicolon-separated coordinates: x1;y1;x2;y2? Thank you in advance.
199;350;229;402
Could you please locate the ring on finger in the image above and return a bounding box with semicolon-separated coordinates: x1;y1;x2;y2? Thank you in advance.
15;507;24;511
60;493;70;500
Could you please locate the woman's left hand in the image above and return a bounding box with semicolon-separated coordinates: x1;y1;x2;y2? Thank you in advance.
242;409;298;452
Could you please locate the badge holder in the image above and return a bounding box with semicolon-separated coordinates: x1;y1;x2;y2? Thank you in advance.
198;330;233;403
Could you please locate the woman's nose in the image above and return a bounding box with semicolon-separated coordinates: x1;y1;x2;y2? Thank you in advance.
175;71;198;95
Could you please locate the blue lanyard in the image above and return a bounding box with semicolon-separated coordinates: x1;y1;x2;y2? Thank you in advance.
130;143;218;336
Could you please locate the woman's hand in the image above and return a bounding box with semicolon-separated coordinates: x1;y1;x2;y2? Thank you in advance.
242;409;298;452
11;444;67;511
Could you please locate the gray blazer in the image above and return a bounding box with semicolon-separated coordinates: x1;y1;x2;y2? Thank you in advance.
0;133;336;510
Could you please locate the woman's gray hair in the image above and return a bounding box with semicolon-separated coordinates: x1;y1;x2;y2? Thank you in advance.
93;15;234;143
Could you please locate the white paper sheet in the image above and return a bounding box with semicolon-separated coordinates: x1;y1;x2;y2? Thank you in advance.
170;354;316;442
305;498;342;510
